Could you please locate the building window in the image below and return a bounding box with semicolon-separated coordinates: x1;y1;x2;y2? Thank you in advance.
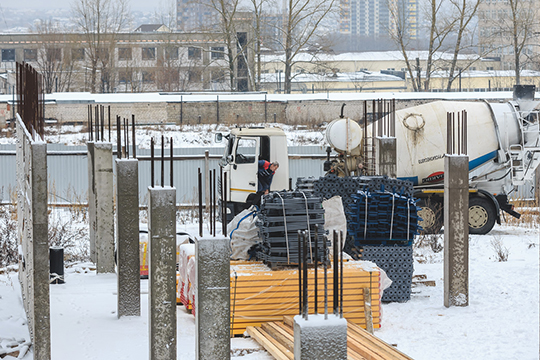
47;48;62;62
165;47;178;60
2;49;15;62
188;69;201;82
211;70;225;83
188;47;201;60
118;70;131;83
97;48;109;61
142;47;156;60
211;47;225;59
72;48;85;61
142;71;155;83
24;49;37;62
118;48;132;61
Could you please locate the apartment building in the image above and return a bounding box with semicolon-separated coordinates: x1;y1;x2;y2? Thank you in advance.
340;0;417;39
0;23;254;93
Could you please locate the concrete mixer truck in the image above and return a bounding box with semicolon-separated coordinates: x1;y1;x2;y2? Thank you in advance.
216;92;540;235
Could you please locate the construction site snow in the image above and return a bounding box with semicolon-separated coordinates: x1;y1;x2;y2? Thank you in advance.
0;218;538;360
0;123;326;148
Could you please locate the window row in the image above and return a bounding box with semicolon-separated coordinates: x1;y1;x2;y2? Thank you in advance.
116;69;227;84
1;46;226;62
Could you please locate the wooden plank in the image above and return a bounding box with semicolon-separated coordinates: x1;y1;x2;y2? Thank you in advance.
347;322;413;360
347;333;387;360
363;287;374;335
283;315;295;329
246;326;293;360
261;322;294;352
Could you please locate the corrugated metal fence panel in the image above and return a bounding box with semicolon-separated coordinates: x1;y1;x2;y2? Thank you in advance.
0;144;16;201
0;144;536;203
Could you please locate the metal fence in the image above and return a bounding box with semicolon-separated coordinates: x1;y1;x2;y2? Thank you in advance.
0;143;535;204
0;144;328;205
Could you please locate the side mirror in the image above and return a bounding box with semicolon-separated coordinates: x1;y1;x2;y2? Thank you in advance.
215;133;223;142
227;154;234;163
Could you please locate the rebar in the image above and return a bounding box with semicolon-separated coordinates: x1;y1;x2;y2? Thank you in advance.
340;230;344;318
100;105;104;141
212;169;216;237
125;118;129;158
324;234;328;320
314;224;319;314
170;137;173;186
89;105;93;141
303;230;308;320
132;115;136;158
116;115;121;159
108;106;111;142
161;135;165;187
223;172;228;235
150;137;155;186
209;170;213;235
198;168;203;237
298;230;302;315
333;230;338;315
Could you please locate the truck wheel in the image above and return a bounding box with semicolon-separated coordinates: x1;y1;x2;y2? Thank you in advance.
417;198;443;234
469;196;496;235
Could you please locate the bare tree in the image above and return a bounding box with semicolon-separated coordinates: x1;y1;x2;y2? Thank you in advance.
249;0;275;91
445;0;482;91
71;0;130;93
33;20;76;93
278;0;337;94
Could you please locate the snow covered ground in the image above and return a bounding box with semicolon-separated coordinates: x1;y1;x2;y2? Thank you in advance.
0;221;538;360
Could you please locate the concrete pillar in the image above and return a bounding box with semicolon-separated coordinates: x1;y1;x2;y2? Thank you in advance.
16;117;51;359
375;137;397;178
444;155;469;307
195;236;230;360
116;158;140;317
148;186;177;360
293;315;347;360
88;142;115;273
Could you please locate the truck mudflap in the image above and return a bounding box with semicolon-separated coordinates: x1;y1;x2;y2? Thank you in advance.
495;194;522;219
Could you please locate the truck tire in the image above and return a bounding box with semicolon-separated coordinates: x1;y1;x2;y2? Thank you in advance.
469;196;497;235
417;197;443;234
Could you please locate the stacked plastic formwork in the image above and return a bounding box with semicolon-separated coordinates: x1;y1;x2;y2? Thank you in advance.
298;175;420;303
255;191;329;268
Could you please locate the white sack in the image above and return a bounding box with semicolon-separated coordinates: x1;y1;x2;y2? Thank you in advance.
227;206;261;260
322;196;347;254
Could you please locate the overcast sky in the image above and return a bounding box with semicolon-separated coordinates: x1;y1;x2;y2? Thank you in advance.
2;0;158;12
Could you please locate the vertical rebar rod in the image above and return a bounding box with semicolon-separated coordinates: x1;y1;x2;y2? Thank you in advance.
447;112;451;154
89;105;93;141
333;230;338;315
132;115;136;158
125;118;129;159
213;169;216;237
95;105;99;141
221;168;225;235
100;105;104;141
150;137;155;186
298;230;302;315
209;170;213;236
198;168;203;237
340;231;344;318
170;137;173;187
303;231;308;320
161;135;165;187
108;106;111;142
116;115;121;159
314;224;318;314
223;172;228;235
464;111;468;154
324;234;328;320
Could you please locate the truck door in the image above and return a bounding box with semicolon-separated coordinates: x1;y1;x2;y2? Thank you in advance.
230;136;260;203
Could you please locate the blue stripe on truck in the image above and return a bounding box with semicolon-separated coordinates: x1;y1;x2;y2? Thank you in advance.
469;150;498;171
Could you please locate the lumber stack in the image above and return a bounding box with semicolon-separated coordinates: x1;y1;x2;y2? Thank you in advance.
229;260;382;336
246;315;414;360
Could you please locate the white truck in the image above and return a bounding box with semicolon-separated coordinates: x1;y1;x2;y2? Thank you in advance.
217;93;540;235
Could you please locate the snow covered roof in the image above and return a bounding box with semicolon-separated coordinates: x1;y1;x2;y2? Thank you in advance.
262;51;488;63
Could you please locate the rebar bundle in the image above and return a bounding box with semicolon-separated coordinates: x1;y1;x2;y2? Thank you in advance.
255;191;329;268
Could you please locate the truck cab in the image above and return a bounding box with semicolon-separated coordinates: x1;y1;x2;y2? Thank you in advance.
217;127;289;219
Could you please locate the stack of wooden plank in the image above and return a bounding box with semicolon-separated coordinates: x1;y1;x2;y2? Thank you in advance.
247;315;413;360
229;260;382;336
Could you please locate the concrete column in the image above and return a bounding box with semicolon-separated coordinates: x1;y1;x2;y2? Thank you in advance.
293;315;347;360
87;142;96;262
195;236;230;360
16;117;51;359
375;137;397;178
444;155;469;307
148;186;177;360
91;142;115;273
116;159;140;317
